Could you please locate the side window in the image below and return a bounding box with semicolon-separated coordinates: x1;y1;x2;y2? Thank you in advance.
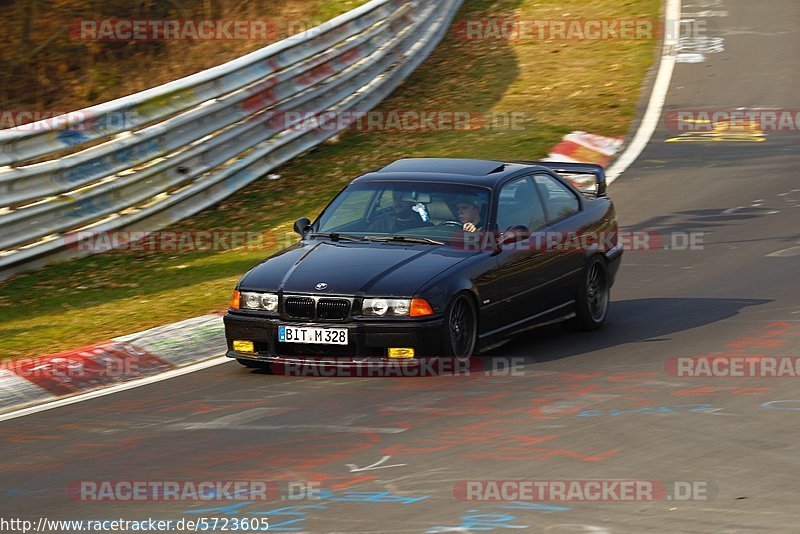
534;174;580;222
496;177;547;232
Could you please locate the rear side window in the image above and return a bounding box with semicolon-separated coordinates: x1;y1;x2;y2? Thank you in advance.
534;174;580;222
496;177;547;231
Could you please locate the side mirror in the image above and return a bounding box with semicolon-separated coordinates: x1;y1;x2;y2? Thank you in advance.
293;217;312;236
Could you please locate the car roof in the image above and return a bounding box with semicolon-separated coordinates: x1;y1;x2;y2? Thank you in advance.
352;158;550;187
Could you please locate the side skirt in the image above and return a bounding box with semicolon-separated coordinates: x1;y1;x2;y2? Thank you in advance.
477;301;576;353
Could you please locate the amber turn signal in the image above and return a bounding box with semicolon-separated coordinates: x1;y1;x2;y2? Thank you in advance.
409;298;434;317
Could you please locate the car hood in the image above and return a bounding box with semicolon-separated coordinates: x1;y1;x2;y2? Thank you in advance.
239;240;473;296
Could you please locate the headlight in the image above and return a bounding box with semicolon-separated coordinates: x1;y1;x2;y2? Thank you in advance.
240;291;279;312
363;298;411;316
261;293;279;312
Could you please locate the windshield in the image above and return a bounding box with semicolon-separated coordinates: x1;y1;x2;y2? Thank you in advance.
315;182;491;240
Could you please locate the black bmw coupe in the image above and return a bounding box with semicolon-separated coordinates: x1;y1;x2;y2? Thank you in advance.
225;158;622;369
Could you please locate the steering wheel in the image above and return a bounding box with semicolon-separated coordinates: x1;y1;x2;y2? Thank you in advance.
438;220;463;227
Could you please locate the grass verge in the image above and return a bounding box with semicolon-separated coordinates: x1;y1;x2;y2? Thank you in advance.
0;0;660;359
0;0;368;110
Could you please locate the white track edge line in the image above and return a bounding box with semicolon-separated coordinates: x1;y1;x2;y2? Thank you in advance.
606;0;681;184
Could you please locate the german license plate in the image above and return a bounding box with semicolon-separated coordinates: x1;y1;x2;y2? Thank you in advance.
278;325;348;345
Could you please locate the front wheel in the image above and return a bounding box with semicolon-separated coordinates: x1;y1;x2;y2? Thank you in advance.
442;294;478;357
565;255;610;331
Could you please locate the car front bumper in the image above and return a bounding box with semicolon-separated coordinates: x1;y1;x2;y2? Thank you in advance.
224;311;445;365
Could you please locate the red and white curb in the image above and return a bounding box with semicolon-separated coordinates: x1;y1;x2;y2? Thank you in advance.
0;314;226;414
543;131;624;167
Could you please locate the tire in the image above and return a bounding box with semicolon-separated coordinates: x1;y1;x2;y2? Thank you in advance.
564;255;610;331
236;358;272;371
442;294;478;357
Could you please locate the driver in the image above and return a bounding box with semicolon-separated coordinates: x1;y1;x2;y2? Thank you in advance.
455;194;483;233
368;189;431;233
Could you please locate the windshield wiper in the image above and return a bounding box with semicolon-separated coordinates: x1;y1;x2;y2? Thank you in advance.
309;232;364;242
364;235;445;246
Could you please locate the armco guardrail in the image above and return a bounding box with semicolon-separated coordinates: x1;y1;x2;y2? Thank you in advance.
0;0;464;280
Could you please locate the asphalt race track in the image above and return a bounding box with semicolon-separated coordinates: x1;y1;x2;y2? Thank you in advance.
2;1;800;532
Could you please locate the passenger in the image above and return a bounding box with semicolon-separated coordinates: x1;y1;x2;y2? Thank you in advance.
368;190;431;233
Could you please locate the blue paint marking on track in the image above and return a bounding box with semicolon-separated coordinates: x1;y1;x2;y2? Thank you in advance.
762;400;800;410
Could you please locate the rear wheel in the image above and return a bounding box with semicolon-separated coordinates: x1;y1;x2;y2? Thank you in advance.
443;294;478;357
236;358;272;371
565;255;610;331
